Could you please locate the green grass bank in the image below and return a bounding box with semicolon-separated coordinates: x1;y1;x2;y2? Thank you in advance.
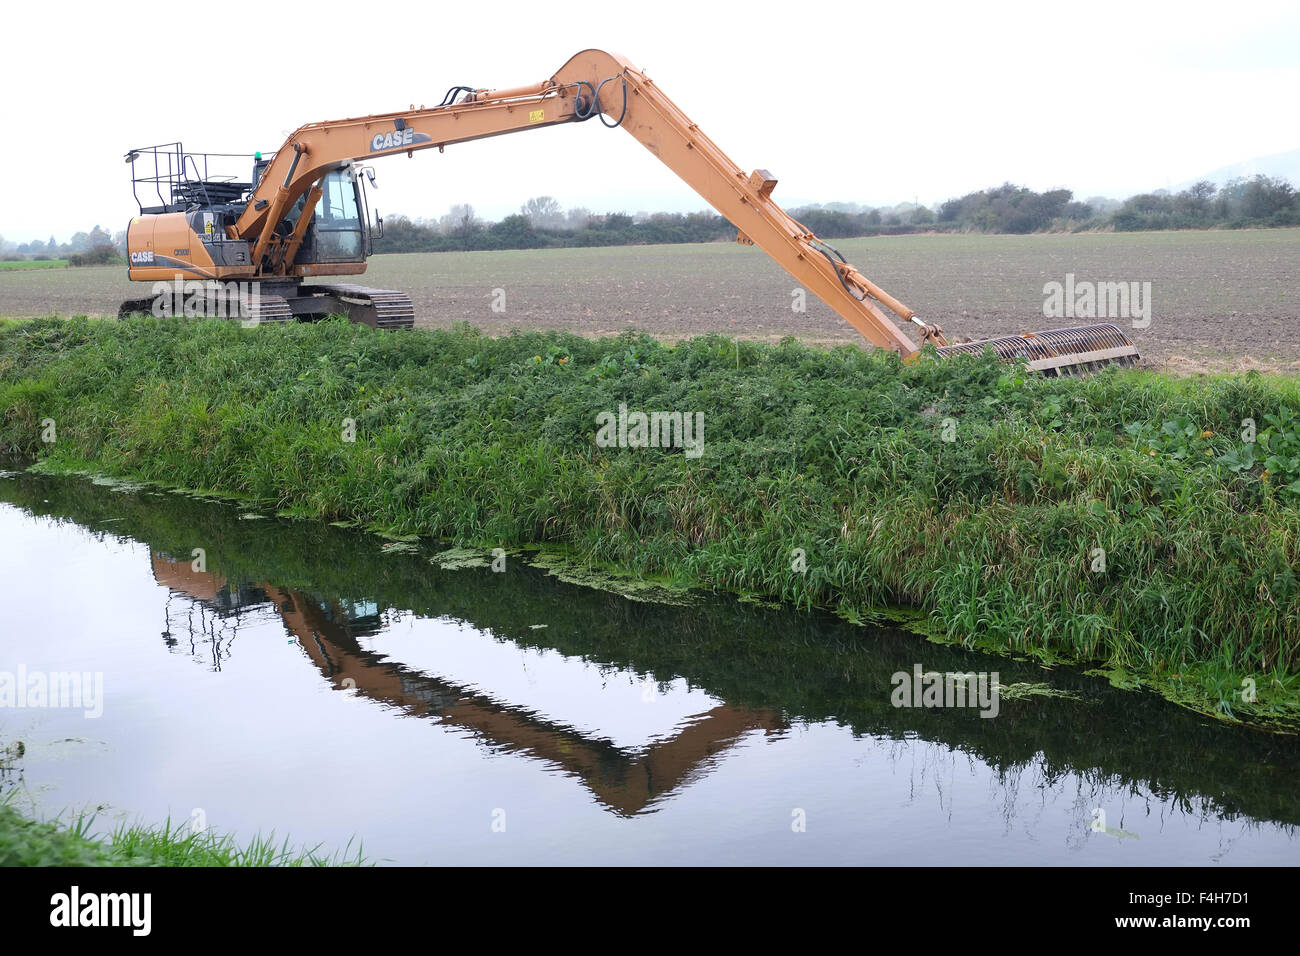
0;259;68;271
1;315;1297;730
0;801;365;866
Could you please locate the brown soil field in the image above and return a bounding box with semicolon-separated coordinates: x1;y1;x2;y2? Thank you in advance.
3;229;1296;373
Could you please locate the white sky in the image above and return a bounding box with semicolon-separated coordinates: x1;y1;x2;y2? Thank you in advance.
2;0;1298;242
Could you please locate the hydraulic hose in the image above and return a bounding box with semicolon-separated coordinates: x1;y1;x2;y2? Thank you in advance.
593;74;628;128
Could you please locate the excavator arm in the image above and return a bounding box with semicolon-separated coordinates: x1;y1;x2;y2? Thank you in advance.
224;49;1137;373
234;49;936;357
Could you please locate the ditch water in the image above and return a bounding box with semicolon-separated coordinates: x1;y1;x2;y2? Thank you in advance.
1;467;1297;865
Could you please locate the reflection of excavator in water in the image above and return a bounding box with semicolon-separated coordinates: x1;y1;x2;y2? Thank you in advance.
150;552;786;816
123;49;1138;375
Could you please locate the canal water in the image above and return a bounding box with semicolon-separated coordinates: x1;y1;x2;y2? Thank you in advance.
0;468;1296;865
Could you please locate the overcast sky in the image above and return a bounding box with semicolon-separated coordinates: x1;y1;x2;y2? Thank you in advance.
3;0;1297;242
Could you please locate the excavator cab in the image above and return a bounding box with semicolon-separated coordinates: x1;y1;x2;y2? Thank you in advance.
300;167;368;264
248;159;372;266
125;146;373;277
268;167;370;266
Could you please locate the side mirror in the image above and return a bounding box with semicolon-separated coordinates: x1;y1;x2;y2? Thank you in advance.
374;212;384;240
365;168;378;189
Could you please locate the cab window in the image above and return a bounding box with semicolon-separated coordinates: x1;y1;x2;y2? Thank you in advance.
314;168;362;260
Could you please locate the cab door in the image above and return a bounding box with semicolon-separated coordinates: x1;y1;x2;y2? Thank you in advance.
294;167;364;265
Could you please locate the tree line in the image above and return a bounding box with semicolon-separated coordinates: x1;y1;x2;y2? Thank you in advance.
797;175;1299;237
375;201;736;253
374;174;1300;252
0;225;124;264
1108;176;1298;231
5;174;1296;263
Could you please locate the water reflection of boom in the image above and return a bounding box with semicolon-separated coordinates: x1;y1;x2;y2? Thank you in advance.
150;552;786;816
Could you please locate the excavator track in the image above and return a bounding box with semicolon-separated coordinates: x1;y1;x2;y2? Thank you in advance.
118;292;293;324
245;293;294;324
302;284;415;330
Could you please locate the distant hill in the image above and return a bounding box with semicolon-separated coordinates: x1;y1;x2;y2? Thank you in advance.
1177;148;1300;190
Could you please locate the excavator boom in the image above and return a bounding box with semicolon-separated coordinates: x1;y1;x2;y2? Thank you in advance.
124;49;1139;373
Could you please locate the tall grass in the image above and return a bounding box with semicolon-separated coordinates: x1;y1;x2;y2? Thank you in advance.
0;800;368;866
1;315;1297;727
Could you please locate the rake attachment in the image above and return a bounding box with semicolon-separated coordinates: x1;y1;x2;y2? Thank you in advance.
934;323;1140;377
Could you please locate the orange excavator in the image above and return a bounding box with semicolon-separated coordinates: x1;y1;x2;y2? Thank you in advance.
122;48;1138;375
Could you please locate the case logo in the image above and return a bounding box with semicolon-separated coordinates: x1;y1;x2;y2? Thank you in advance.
371;127;417;151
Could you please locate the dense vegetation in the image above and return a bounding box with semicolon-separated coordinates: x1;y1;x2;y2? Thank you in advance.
934;176;1300;234
1;316;1297;729
1109;176;1300;231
